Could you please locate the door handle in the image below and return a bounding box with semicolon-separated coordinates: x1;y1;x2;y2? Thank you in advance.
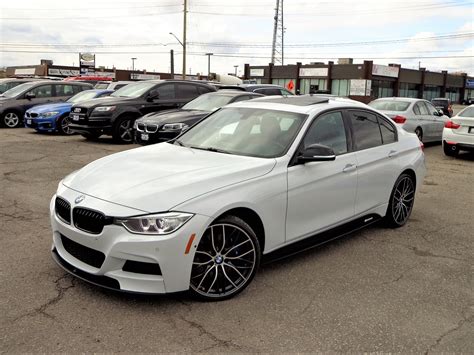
388;150;398;158
342;163;357;173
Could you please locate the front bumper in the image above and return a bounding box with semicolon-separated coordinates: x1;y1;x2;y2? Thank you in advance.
50;188;210;294
69;123;113;135
134;130;176;145
24;116;57;131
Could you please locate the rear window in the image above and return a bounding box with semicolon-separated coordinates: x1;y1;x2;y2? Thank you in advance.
369;100;410;112
458;107;474;117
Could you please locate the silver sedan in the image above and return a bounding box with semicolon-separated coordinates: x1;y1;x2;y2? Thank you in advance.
369;97;449;142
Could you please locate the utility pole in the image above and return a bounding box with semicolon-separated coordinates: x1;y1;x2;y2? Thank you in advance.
183;0;187;80
271;0;284;65
170;50;174;78
131;57;137;80
234;65;238;76
205;53;213;78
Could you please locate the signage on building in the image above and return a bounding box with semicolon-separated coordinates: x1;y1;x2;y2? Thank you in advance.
79;53;95;75
350;79;371;96
48;68;80;77
132;73;160;80
250;68;265;77
466;79;474;89
372;64;399;78
299;67;328;77
14;68;36;76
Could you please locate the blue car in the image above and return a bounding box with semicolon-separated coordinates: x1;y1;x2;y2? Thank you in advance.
25;89;113;134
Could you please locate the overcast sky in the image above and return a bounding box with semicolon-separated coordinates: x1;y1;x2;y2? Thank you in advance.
1;0;473;76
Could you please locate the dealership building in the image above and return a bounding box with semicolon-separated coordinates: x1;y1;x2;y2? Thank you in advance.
243;59;474;103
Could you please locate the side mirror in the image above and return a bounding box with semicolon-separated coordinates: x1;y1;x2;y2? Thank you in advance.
297;143;336;164
25;92;36;100
437;109;444;116
147;90;160;102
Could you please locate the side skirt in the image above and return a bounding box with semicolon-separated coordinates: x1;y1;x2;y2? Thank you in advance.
262;214;382;265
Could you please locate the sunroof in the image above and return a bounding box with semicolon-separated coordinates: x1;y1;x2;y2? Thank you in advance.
255;96;330;106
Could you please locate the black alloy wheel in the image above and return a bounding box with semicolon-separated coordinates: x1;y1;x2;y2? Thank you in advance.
189;215;261;301
2;111;21;128
385;173;416;228
57;115;73;135
113;117;134;144
414;127;423;142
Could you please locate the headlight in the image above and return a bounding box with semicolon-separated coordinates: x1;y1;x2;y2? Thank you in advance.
93;106;116;113
162;123;189;131
41;111;60;118
115;212;193;235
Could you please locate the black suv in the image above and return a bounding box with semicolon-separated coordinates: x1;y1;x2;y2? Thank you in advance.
0;80;92;128
431;98;453;117
69;80;216;143
134;90;263;145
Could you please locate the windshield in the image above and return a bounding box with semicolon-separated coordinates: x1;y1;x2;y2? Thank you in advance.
67;90;103;104
111;81;157;98
369;100;410;111
182;93;235;111
1;82;37;98
176;107;307;158
458;107;474;117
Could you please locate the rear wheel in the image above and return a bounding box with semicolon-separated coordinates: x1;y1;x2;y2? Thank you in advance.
443;142;458;157
57;115;73;135
113;117;134;144
385;173;416;228
2;111;21;128
189;215;261;301
414;127;423;142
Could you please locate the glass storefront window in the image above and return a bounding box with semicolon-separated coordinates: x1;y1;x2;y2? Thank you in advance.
300;79;327;94
331;80;350;96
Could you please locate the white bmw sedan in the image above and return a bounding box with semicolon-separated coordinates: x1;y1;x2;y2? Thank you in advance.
50;96;426;301
442;105;474;156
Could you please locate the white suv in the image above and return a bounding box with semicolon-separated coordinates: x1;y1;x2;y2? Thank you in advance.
50;95;426;301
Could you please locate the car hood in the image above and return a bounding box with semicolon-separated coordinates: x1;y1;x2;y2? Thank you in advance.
138;109;209;125
27;102;72;113
73;96;134;108
62;143;276;213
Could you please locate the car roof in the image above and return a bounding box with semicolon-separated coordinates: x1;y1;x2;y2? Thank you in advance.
238;84;285;88
207;90;263;97
228;95;367;114
373;97;421;103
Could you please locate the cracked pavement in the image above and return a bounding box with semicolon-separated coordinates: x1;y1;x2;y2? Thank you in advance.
0;127;473;352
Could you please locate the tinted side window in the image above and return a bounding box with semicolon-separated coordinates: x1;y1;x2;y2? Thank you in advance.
231;95;252;103
304;111;348;155
72;85;83;94
417;102;429;115
280;89;292;95
255;88;281;96
157;84;175;99
424;102;438;116
413;103;421;115
198;86;212;95
378;116;396;144
55;84;75;97
114;84;128;90
30;85;53;98
177;84;199;99
349;110;383;150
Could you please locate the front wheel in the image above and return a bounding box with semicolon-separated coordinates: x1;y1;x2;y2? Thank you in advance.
189;215;261;301
2;111;21;128
57;115;73;135
113;117;134;144
384;173;416;228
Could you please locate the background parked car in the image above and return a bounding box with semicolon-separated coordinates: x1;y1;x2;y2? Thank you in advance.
0;78;42;94
218;84;294;96
63;76;113;86
442;105;474;156
94;81;134;91
0;80;93;128
369;97;449;142
24;89;113;134
431;97;453;117
134;90;263;145
69;80;216;143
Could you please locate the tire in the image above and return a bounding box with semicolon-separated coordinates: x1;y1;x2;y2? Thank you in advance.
384;173;416;228
414;127;423;142
113;116;134;144
443;142;458;157
81;132;101;140
2;111;22;128
57;115;73;135
189;215;261;301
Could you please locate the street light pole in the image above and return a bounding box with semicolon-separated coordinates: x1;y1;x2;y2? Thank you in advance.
205;53;213;79
234;65;238;76
169;32;186;80
131;57;137;80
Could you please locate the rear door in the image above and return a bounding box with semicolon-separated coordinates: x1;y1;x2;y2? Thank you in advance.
347;109;401;215
414;101;434;140
286;110;357;241
140;83;178;115
176;83;202;106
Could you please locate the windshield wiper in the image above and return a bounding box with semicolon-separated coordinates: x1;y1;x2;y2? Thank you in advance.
174;139;186;147
190;146;231;154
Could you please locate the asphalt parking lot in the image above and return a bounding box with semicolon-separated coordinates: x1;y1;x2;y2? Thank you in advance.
0;124;473;352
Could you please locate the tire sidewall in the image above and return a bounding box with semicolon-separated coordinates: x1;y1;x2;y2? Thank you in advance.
385;173;416;228
57;115;72;135
189;215;261;301
113;116;135;144
2;111;22;128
